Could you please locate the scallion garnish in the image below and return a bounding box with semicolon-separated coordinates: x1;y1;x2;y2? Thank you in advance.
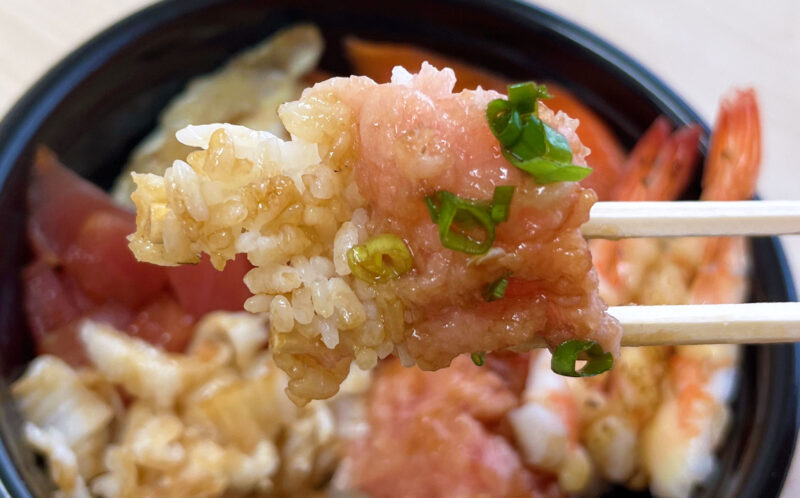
425;186;514;255
485;273;511;302
490;186;515;223
487;82;592;184
471;352;486;366
347;234;413;283
551;339;613;377
487;100;523;146
508;81;551;114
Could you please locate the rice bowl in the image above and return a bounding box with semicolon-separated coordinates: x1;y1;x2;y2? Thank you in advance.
0;0;792;498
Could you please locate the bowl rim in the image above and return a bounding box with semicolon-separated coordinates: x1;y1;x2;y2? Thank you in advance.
0;0;797;497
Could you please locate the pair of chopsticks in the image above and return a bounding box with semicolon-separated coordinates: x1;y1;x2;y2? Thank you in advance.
583;200;800;347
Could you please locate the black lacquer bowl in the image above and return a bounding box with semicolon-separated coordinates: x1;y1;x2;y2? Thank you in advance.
0;1;796;496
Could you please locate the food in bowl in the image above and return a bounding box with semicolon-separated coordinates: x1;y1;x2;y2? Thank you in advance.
10;24;761;498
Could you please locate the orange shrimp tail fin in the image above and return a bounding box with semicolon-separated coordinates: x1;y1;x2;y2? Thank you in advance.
613;117;670;201
690;89;759;304
613;117;700;202
702;88;761;201
652;124;702;201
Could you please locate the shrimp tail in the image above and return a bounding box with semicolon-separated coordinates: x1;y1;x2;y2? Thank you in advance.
701;88;761;201
613;117;671;201
612;117;700;202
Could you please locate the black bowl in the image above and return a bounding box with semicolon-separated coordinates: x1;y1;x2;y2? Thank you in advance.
0;1;797;496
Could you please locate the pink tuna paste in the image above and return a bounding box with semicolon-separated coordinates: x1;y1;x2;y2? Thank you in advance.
290;63;620;370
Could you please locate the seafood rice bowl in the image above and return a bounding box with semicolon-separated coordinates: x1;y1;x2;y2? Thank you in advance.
0;6;795;498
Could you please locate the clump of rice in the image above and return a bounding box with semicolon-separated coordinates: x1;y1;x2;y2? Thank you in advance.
129;123;402;405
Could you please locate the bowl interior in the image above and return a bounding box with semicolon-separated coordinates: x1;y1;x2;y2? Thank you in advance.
0;0;797;496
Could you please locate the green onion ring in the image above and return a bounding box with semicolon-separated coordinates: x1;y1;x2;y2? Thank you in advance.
435;191;496;255
551;339;614;377
508;82;538;115
347;234;414;283
485;273;511;302
485;82;593;185
490;186;515;222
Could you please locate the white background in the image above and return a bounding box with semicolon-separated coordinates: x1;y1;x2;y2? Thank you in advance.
1;0;799;494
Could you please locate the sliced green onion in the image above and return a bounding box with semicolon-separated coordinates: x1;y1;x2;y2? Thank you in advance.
485;273;511;301
542;123;574;163
551;339;614;377
537;164;593;183
425;186;515;255
506;116;547;160
486;98;511;121
490;186;515;222
430;191;496;255
486;82;593;185
507;82;552;115
486;100;524;147
425;195;441;223
497;110;524;147
471;352;486;366
508;82;538;115
510;157;592;184
347;234;414;283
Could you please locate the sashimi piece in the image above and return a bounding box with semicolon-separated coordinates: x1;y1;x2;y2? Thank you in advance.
167;254;252;318
27;147;126;264
128;294;195;352
341;357;559;498
22;261;83;339
23;254;133;365
63;210;169;308
24;149;201;361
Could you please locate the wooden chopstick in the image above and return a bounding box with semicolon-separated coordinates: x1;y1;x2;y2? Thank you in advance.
611;302;800;346
582;200;800;239
518;303;800;349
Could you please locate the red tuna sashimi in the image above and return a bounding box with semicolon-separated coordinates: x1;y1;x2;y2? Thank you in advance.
27;148;123;263
22;261;84;339
64;210;168;308
167;253;252;318
23;148;206;361
128;294;195;352
342;357;562;498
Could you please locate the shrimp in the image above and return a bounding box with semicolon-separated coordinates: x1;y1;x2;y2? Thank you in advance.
509;351;594;494
641;345;739;498
590;117;701;305
572;89;759;497
641;89;760;498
